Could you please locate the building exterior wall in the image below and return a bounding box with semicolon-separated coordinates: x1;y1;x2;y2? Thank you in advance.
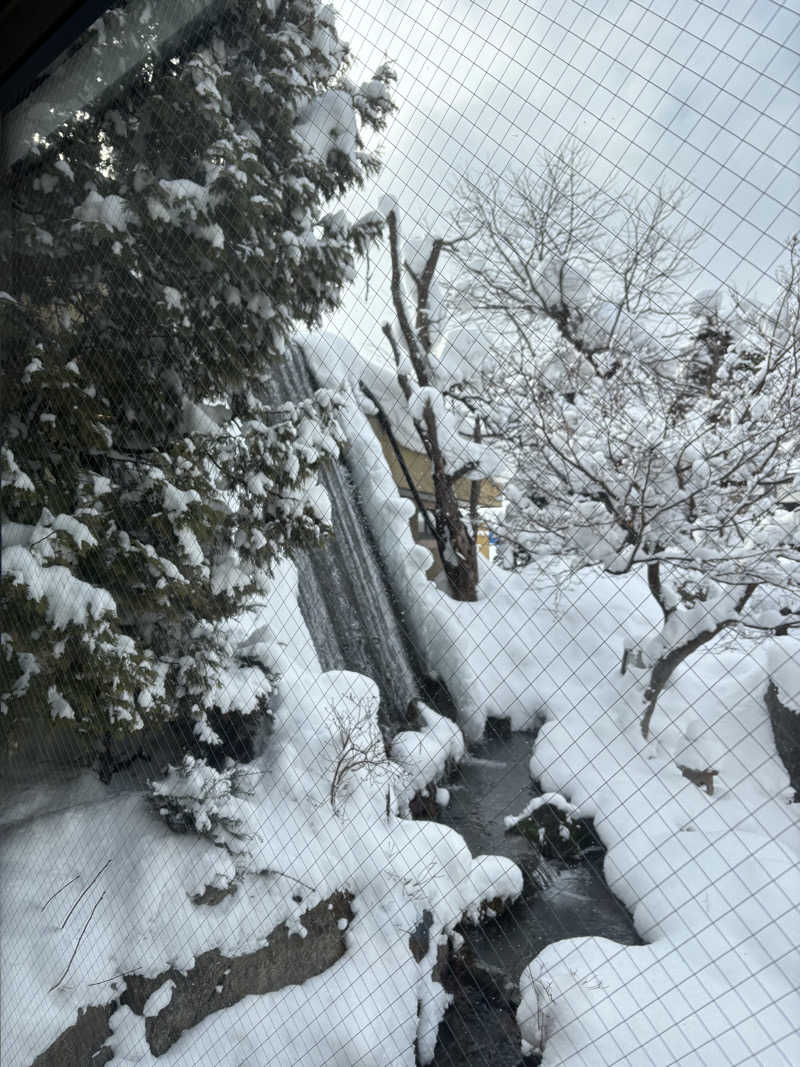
367;417;500;576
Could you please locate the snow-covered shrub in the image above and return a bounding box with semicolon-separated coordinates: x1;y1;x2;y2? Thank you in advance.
150;755;260;858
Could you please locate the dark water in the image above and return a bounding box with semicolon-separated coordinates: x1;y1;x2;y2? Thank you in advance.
440;732;640;983
430;731;640;1067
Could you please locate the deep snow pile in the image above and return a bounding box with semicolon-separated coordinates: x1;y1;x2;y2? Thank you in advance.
0;554;522;1066
304;331;800;1066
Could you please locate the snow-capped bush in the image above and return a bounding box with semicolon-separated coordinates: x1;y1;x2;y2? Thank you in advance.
150;755;260;858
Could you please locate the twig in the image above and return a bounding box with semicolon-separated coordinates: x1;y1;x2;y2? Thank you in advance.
61;860;112;929
86;973;126;987
42;875;80;912
270;871;317;893
50;892;106;991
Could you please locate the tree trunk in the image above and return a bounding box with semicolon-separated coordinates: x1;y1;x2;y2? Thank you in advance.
426;406;478;601
383;208;480;602
641;624;731;739
640;584;757;738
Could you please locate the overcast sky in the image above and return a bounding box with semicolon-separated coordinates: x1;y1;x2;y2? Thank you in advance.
325;0;799;351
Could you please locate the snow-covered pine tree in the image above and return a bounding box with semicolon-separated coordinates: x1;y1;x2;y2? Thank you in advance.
1;0;394;764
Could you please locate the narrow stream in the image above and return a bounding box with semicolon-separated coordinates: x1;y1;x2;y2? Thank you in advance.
429;731;641;1067
284;344;640;1066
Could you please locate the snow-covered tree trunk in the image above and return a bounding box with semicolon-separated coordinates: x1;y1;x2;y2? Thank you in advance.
381;208;479;602
636;565;758;739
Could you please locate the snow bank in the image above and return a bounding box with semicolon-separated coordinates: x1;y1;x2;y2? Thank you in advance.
517;590;800;1063
519;928;799;1066
506;597;800;1063
391;702;465;812
0;789;299;1063
1;551;517;1066
462;854;524;923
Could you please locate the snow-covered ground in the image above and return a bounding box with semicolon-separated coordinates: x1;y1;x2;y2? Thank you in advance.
1;555;523;1066
305;330;800;1066
3;329;797;1065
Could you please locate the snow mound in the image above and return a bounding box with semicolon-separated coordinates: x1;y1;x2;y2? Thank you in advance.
391;703;465;812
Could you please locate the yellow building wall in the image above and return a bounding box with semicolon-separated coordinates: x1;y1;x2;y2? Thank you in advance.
367;417;502;509
367;417;501;572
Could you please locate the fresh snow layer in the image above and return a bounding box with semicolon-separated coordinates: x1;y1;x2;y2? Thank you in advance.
303;331;800;1067
1;553;519;1066
391;702;465;812
519;931;798;1066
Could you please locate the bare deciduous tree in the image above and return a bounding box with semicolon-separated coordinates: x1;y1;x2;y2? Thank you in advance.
449;144;697;380
446;147;800;738
376;207;480;601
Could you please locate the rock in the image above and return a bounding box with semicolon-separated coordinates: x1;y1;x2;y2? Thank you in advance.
766;680;800;800
31;890;353;1065
30;1003;116;1067
409;908;434;962
190;881;239;906
409;785;439;819
485;716;512;741
126;890;353;1056
506;804;603;862
471;894;512;923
